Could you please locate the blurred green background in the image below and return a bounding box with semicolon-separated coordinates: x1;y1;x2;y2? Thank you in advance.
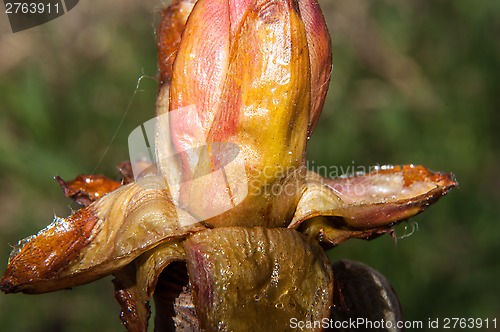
0;0;498;331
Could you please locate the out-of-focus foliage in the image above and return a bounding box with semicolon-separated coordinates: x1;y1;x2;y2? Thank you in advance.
0;0;498;331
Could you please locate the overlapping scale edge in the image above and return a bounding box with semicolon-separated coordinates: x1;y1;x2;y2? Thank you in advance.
55;174;122;207
290;165;457;246
184;227;333;331
112;241;186;332
0;175;204;294
297;0;332;134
